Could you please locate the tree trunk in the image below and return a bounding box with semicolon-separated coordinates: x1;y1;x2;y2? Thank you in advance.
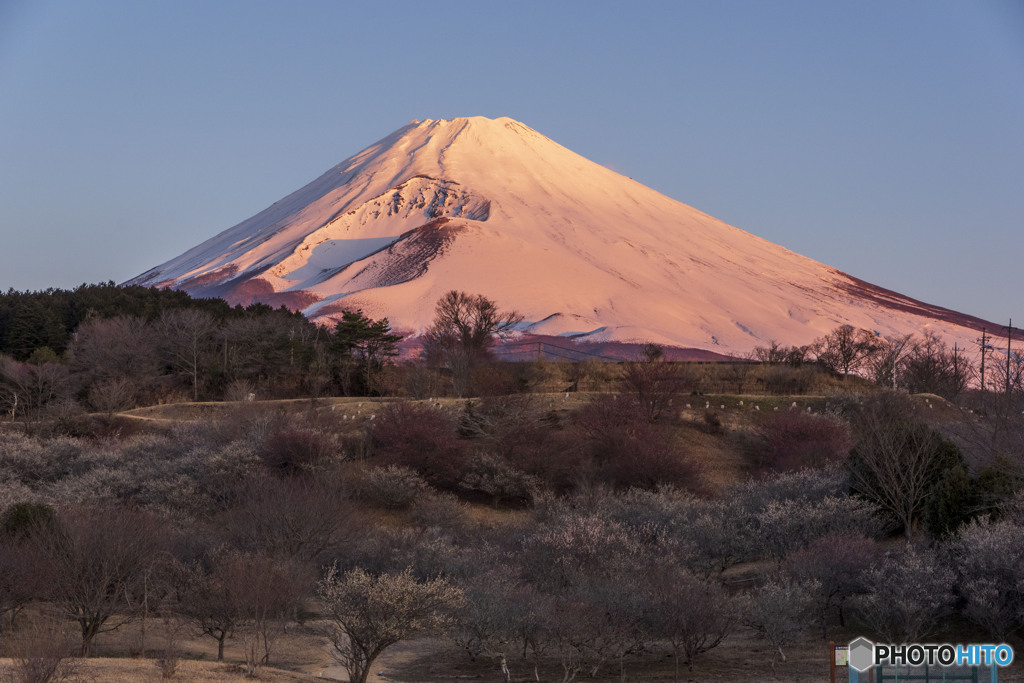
80;621;98;657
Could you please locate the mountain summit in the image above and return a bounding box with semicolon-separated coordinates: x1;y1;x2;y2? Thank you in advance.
129;116;993;354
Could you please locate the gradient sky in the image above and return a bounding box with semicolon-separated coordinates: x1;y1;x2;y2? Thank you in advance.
1;0;1022;327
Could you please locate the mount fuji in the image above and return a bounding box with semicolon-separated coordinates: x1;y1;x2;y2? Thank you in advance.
128;116;997;355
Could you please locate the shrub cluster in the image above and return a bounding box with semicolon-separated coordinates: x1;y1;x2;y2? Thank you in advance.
0;361;1021;679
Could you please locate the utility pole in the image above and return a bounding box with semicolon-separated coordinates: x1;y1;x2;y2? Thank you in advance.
1007;319;1013;398
978;328;988;394
953;343;961;397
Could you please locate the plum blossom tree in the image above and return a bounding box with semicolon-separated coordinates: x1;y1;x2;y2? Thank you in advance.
852;544;954;643
647;561;737;679
318;567;464;683
949;519;1024;641
740;577;819;676
783;532;880;636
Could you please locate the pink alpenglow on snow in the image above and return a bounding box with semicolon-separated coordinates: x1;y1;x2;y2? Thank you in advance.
127;116;1002;355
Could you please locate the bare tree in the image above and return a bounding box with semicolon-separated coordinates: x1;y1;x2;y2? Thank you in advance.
87;377;136;418
783;532;880;636
571;577;649;682
755;409;853;471
177;549;303;666
223;475;361;564
422;291;522;397
8;616;79;683
176;552;239;662
900;332;974;400
235;553;304;677
520;511;644;592
318;566;464;683
620;344;688;422
362;465;431;510
0;355;69;431
0;536;48;635
751;340;812;368
447;560;552;681
448;568;552;682
371;400;468;489
990;347;1024;401
813;325;879;378
153;613;186;679
539;584;648;683
68;315;159;400
868;333;914;389
544;594;590;683
155;308;218;401
847;392;962;538
647;563;737;679
677;500;757;577
449;568;519;664
752;340;790;365
28;505;170;656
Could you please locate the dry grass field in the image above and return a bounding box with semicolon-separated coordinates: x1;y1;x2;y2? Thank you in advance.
4;625;1019;682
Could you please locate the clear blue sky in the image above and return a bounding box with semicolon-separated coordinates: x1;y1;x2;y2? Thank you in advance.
1;0;1022;326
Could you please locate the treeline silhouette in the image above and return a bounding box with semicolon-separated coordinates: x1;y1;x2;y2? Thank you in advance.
0;283;403;418
3;283;1023;430
0;282;277;360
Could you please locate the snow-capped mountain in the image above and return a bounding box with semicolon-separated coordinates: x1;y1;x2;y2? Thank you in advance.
128;116;998;355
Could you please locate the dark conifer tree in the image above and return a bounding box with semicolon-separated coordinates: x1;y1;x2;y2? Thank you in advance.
331;310;402;395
